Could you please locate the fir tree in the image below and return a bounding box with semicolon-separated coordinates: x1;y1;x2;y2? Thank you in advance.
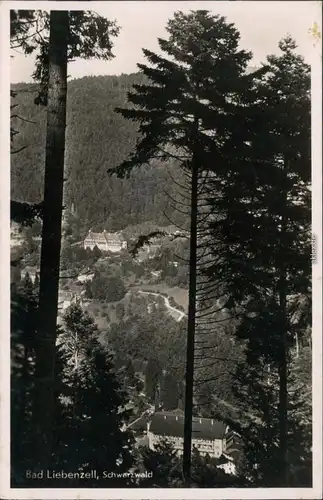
11;274;38;482
92;244;102;260
112;10;267;480
53;304;134;486
203;36;311;486
138;441;243;487
33;272;40;294
10;9;121;470
138;439;182;487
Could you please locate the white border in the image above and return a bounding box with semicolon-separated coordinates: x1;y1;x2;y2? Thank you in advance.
1;2;322;499
311;20;323;498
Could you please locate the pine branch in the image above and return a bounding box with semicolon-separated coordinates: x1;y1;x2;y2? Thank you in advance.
162;189;191;209
11;200;43;225
128;231;168;257
162;210;189;233
11;114;37;124
11;145;27;154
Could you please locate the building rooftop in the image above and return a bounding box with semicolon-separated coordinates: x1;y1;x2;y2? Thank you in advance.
149;411;226;440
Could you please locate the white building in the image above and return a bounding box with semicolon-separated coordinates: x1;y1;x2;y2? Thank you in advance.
147;410;227;458
57;289;84;311
77;272;95;283
84;229;127;253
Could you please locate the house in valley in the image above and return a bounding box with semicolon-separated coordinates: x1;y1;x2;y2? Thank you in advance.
84;229;127;253
77;271;95;283
57;283;85;312
126;408;237;473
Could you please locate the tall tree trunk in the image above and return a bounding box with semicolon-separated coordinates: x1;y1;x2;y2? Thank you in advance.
183;152;198;483
20;345;29;431
277;159;289;485
278;277;288;485
32;10;69;472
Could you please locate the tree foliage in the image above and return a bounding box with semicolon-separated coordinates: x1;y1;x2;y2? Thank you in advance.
53;304;135;486
10;75;184;232
138;441;244;487
202;36;311;486
112;9;268;480
85;270;126;303
11;275;38;482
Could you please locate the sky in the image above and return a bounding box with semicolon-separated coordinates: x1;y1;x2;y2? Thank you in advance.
9;1;322;83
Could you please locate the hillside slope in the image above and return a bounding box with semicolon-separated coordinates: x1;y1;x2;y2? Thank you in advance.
11;73;186;232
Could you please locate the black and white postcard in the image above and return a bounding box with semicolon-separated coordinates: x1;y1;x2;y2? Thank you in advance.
0;1;322;498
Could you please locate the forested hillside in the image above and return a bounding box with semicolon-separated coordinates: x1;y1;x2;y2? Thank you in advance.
11;73;185;233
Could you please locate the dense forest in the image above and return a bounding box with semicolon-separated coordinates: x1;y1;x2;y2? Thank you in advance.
11;74;185;233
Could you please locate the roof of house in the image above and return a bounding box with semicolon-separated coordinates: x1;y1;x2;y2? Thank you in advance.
84;230;125;244
149;411;226;440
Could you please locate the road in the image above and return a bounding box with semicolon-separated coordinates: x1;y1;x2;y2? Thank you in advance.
138;290;187;322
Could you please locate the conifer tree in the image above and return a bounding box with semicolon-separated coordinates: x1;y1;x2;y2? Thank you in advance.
10;9;120;471
203;36;311;486
112;10;267;480
138;441;244;487
138;439;182;487
11;273;38;482
33;272;40;294
92;244;102;260
53;304;134;486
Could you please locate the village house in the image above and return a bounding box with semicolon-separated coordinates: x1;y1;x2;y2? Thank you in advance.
57;283;85;312
84;229;127;253
77;271;95;283
58;290;76;311
147;409;228;459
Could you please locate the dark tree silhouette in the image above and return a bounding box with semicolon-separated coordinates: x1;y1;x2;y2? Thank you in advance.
112;9;267;481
